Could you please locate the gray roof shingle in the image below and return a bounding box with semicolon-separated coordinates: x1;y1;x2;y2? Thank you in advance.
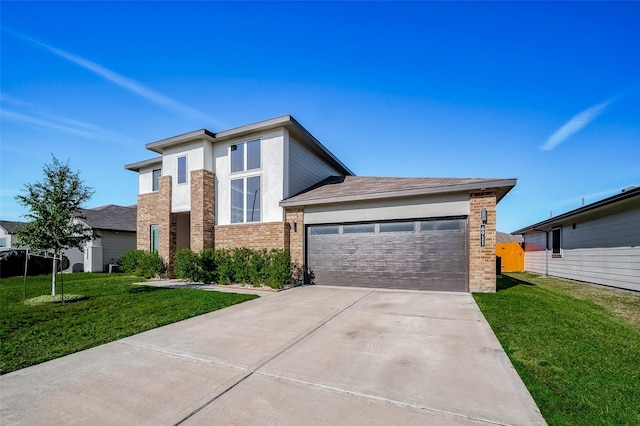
0;220;25;234
80;205;137;232
280;176;516;207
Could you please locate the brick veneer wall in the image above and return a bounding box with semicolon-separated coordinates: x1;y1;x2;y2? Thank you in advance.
285;207;304;267
214;222;289;251
469;192;497;292
190;169;215;251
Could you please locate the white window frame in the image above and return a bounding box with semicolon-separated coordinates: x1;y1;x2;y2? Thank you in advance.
150;225;160;253
230;139;261;174
551;227;562;258
177;156;187;185
231;175;261;223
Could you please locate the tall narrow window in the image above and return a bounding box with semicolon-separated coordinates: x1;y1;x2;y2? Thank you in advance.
552;227;562;257
246;176;261;222
152;169;161;192
150;225;160;253
230;176;261;223
177;156;187;184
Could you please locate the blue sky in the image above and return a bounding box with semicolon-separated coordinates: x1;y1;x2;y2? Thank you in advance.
1;1;639;233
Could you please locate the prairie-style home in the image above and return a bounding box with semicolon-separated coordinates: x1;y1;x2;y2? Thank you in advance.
126;115;516;292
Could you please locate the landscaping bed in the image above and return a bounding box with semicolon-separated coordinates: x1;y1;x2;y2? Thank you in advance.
474;273;640;425
0;273;257;374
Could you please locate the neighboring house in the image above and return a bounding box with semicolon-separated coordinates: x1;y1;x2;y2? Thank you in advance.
513;186;640;292
125;115;516;292
0;221;23;249
63;205;137;272
496;232;524;273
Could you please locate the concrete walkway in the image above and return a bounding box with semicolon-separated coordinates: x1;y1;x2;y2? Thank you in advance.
1;286;546;425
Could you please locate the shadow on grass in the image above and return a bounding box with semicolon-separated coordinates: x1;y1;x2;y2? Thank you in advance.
496;276;535;292
127;285;169;294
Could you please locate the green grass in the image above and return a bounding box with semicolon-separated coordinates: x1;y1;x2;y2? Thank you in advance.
1;273;257;374
474;273;640;425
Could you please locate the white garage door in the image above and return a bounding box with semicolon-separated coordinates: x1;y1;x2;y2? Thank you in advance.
307;217;468;291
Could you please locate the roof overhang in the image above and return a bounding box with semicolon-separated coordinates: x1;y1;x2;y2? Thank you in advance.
145;129;216;153
280;178;516;207
512;186;640;234
124;156;162;172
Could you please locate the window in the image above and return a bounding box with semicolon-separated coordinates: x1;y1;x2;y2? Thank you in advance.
421;219;461;231
231;140;260;173
150;225;160;253
343;224;375;234
0;238;6;247
552;227;562;257
380;222;415;233
152;169;161;192
231;176;261;223
309;225;339;235
177;156;187;184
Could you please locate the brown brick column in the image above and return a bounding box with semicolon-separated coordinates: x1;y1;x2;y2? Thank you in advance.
158;175;176;276
469;192;497;292
190;169;215;252
136;192;160;251
285;207;304;268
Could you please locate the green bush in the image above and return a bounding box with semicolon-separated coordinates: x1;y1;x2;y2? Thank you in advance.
214;249;233;284
119;250;146;274
169;247;293;289
247;249;268;286
173;248;200;282
231;247;252;284
199;248;217;284
266;249;292;289
119;249;166;279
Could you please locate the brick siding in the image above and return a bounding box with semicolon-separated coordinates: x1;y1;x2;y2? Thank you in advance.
469;192;497;292
285;207;304;267
190;169;215;251
214;222;288;251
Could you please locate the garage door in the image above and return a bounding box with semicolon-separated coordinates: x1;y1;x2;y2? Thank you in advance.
306;217;468;291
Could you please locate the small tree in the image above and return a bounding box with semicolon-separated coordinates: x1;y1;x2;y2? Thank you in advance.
15;155;94;295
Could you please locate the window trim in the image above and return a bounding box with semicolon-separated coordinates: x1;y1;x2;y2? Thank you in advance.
177;155;187;185
230;139;262;175
230;175;262;224
150;225;160;253
152;168;162;192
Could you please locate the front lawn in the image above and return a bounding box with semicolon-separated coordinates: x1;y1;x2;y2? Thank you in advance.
474;273;640;425
0;273;257;374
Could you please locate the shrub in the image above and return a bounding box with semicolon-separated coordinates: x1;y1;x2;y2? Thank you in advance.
173;248;200;282
119;250;146;274
214;249;233;284
247;249;268;286
231;247;252;284
119;249;165;279
199;248;217;284
266;249;292;289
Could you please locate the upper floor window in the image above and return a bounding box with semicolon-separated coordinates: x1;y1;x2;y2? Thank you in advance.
231;140;261;173
177;156;187;184
152;169;161;192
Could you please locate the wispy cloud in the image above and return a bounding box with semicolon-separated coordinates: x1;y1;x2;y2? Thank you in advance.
543;188;619;208
541;101;611;151
541;82;640;151
6;30;219;126
1;93;134;144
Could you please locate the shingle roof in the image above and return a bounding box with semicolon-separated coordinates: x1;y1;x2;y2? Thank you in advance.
0;220;25;234
497;232;523;244
280;176;517;207
80;205;137;232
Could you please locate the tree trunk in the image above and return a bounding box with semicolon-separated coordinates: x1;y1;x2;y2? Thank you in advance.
51;252;57;296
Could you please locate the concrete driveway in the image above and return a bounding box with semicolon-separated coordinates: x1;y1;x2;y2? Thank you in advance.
1;286;545;425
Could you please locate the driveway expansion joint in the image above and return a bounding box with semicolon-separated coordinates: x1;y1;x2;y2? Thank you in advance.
173;289;377;426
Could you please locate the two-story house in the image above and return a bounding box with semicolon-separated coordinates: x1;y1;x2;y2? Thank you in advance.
126;115;516;292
